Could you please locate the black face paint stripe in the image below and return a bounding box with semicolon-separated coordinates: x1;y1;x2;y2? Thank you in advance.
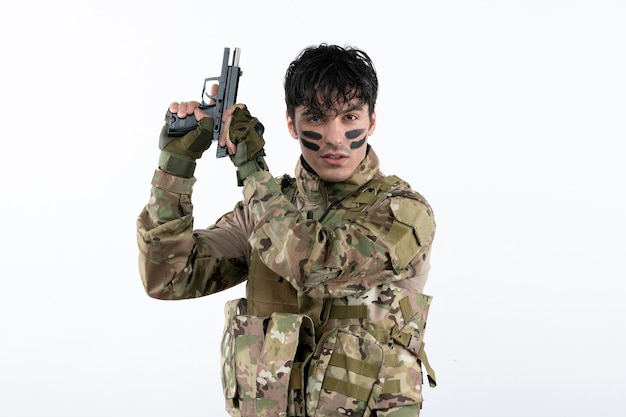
302;130;322;140
349;135;367;150
345;129;365;140
300;137;320;151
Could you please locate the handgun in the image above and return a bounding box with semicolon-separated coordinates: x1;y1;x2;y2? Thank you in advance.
167;47;242;158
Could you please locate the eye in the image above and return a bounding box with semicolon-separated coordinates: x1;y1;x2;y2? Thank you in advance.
345;114;358;121
309;115;324;123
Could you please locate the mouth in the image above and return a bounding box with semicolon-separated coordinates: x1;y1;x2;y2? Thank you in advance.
321;153;348;165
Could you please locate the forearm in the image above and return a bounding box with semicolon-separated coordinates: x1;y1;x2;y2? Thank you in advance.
136;170;197;298
136;170;248;299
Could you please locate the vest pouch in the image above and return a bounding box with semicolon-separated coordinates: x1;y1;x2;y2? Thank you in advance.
220;298;315;417
306;325;385;417
220;298;263;417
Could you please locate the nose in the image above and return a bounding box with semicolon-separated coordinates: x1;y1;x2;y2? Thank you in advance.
324;118;344;147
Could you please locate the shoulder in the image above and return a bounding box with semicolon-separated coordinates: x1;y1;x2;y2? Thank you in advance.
388;192;435;245
366;175;436;270
384;176;435;246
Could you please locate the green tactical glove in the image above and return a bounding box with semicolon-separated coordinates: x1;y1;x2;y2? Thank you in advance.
228;106;268;185
158;112;214;177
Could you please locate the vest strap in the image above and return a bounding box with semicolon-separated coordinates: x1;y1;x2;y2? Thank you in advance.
288;361;304;390
327;304;368;319
321;376;372;403
417;343;437;388
328;352;380;379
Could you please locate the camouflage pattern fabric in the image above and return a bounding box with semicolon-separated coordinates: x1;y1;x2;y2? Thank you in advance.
241;152;434;300
301;285;434;416
137;170;250;299
220;298;315;417
137;146;436;416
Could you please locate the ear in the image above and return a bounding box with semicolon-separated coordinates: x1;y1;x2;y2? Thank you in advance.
286;111;298;139
368;111;377;136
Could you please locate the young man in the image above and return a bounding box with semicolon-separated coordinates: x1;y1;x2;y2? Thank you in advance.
137;44;436;417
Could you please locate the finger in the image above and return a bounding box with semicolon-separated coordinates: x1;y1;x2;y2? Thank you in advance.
226;127;237;155
177;102;188;118
220;111;238;157
222;103;246;122
218;132;237;155
194;107;211;121
208;84;218;105
174;101;202;118
219;111;233;147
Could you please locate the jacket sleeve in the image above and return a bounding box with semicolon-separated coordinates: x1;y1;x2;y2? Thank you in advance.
136;169;252;300
242;171;435;298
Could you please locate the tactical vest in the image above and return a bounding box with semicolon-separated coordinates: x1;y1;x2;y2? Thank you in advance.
220;175;436;417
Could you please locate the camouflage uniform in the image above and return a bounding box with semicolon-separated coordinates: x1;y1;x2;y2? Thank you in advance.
137;146;436;417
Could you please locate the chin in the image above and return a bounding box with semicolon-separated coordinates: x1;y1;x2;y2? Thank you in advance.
319;171;350;183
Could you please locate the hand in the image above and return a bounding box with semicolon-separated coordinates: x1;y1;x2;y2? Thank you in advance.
219;105;268;185
169;101;211;122
221;105;265;162
158;101;214;178
170;83;218;122
218;103;246;155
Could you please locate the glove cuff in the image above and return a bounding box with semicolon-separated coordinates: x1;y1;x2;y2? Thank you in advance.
235;155;268;186
158;150;197;178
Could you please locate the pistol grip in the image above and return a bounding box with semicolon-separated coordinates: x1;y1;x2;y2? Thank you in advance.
167;111;199;137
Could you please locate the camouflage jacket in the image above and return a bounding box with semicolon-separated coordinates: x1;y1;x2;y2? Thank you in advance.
137;146;433;301
137;146;436;416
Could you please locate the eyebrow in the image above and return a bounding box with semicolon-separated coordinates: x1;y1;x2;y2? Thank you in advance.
301;103;366;117
341;104;365;114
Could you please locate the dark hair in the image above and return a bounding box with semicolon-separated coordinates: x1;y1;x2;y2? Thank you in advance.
284;44;378;120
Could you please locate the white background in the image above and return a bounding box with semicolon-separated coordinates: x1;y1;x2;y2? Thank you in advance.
1;1;625;416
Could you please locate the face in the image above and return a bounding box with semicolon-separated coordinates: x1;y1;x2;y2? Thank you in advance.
286;99;376;183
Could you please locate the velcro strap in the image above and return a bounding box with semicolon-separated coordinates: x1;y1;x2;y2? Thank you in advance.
328;304;368;319
321;376;372;403
288;362;304;390
417;344;437;388
368;329;391;344
158;150;196;178
236;155;268;186
151;169;196;194
384;352;398;367
399;297;414;323
381;379;401;394
328;353;380;379
320;375;400;402
392;330;412;347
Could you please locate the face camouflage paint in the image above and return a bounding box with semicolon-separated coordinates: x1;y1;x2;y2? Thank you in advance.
289;98;375;182
301;130;322;151
300;128;367;151
350;135;367;149
346;129;367;150
345;129;364;140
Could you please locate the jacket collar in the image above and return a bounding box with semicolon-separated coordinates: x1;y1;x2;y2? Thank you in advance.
294;145;381;206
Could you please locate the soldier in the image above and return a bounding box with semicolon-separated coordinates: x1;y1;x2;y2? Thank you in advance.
137;43;437;417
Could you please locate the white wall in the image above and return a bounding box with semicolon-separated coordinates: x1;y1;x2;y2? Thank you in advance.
1;1;624;416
